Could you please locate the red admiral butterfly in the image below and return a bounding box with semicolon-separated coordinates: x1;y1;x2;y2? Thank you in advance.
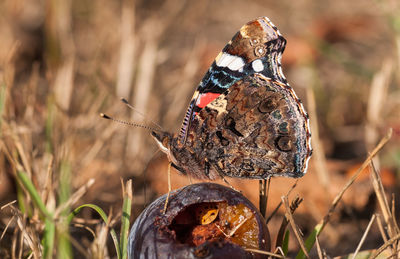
152;17;312;180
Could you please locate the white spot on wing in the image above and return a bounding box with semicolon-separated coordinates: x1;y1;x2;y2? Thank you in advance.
216;52;235;67
252;59;264;72
216;52;245;71
227;56;245;71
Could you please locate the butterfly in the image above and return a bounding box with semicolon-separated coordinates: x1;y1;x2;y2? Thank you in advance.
152;17;312;180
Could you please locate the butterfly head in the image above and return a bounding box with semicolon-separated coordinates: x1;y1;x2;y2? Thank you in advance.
151;131;180;165
151;131;172;153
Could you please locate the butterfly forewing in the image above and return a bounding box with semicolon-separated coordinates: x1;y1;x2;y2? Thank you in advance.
179;17;286;142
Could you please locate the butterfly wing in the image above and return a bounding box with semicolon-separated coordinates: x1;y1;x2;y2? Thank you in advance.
179;17;287;142
184;73;312;179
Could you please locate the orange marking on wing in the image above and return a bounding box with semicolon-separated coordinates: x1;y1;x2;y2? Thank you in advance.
197;93;221;108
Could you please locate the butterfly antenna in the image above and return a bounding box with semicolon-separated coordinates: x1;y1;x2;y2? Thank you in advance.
120;98;163;130
100;113;160;132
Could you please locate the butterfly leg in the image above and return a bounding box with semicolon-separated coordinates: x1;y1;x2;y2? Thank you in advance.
163;163;172;214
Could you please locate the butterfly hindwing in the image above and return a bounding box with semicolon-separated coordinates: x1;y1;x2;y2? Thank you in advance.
185;73;311;179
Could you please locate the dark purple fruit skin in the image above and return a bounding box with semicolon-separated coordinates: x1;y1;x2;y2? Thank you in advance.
128;183;270;259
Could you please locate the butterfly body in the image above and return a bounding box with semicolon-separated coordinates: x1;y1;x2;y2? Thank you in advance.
152;17;312;180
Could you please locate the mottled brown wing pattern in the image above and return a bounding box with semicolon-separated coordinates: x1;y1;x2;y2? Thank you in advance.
150;17;312;181
180;73;311;179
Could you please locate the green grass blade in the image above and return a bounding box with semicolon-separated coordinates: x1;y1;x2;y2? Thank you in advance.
57;218;72;259
282;229;289;256
0;82;6;130
43;217;55;259
57;160;72;259
68;204;121;259
16;170;52;219
45;97;55;153
17;170;57;258
16;182;28;215
295;223;322;259
58;160;71;205
120;181;132;259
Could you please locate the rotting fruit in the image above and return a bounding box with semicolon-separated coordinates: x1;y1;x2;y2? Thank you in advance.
128;183;270;259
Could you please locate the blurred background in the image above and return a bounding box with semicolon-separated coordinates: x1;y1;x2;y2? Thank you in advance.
0;0;399;257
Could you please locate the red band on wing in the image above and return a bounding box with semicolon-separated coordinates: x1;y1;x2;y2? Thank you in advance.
196;93;221;109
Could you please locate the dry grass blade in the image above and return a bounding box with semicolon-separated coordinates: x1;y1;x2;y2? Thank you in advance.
13;134;33;178
307;86;329;188
245;248;285;258
296;129;393;258
68;204;121;258
369;233;400;259
128;20;160;158
320;129;392;233
54;57;75;111
282;196;309;259
91;222;111;258
11;228;17;259
370;162;398;241
78;123;118;176
0;137;17;170
376;214;389;243
315;235;324;259
351;214;376;259
116;1;135;98
72;223;96;239
54;178;95;218
0;215;15;241
274;247;286;258
391;195;399;233
1;200;17;210
8;205;41;259
370;161;400;256
365;58;392;150
266;180;298;224
18;227;23;259
66;232;91;258
276;195;303;250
